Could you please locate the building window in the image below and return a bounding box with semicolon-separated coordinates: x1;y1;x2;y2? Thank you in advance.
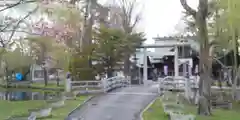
178;46;192;58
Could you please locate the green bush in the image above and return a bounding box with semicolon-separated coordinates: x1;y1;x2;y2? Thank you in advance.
69;50;96;81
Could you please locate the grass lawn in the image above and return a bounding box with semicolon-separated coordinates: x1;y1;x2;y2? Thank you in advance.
0;87;62;93
43;96;89;120
142;98;168;120
0;81;64;91
0;100;47;119
0;96;89;120
143;98;240;120
31;83;64;90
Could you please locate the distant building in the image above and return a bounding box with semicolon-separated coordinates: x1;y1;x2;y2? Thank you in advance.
92;3;122;29
107;6;122;29
131;36;198;76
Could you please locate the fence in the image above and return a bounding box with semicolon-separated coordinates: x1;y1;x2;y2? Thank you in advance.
66;76;130;93
158;76;198;92
158;76;240;92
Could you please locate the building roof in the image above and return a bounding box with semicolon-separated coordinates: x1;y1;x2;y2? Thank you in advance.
130;51;175;66
153;35;197;41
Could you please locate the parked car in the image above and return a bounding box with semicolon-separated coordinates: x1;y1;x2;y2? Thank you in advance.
49;74;56;80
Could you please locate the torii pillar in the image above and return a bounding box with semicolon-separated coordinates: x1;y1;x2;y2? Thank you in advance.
174;46;179;77
143;48;148;84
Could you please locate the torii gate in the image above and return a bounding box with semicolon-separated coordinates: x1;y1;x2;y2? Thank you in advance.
138;42;191;84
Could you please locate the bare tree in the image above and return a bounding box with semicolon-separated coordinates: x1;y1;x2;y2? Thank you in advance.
180;0;212;115
0;0;35;12
116;0;141;76
0;0;39;46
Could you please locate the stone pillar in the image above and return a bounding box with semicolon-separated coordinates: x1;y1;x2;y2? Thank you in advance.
174;46;179;77
102;78;107;93
143;48;148;85
184;77;190;100
65;78;71;92
188;63;192;76
183;62;187;76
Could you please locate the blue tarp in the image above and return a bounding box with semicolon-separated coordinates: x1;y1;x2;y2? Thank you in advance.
16;73;23;81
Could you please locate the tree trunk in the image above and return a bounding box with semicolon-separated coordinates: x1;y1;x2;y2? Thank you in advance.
123;54;130;76
43;92;48;100
43;67;48;86
107;68;113;78
231;28;239;100
196;6;212;115
198;64;212;115
40;43;48;86
56;72;60;86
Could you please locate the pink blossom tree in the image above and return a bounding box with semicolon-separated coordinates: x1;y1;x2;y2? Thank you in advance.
26;2;82;85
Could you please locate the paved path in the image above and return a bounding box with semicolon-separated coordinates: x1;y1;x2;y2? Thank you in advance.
67;84;159;120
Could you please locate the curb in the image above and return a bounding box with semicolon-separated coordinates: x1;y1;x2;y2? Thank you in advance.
139;97;158;120
65;95;96;119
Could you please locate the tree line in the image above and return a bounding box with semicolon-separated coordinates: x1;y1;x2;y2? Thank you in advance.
0;0;145;84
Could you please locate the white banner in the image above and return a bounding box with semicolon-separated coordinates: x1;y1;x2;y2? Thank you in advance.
164;65;168;76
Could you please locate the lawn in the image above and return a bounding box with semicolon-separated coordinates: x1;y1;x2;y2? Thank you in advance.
0;81;65;91
0;96;89;120
142;98;168;120
31;83;64;90
44;96;88;120
0;100;47;119
143;98;240;120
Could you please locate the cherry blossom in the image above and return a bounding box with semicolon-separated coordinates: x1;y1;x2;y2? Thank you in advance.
30;16;77;43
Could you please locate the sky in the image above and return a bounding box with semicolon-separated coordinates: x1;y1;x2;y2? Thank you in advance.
2;0;198;45
143;0;198;44
100;0;198;44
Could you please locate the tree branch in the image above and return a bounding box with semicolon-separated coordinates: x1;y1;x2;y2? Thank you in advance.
131;13;140;31
180;0;197;17
0;0;36;12
6;6;39;42
0;20;17;32
3;29;40;35
119;0;141;33
0;36;5;47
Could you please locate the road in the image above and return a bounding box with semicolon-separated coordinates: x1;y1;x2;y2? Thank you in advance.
67;83;159;120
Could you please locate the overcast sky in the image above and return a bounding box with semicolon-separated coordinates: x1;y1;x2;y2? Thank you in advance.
100;0;198;44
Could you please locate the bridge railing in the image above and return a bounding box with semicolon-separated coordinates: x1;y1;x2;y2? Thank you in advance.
67;76;129;93
70;80;103;93
158;76;198;92
102;76;129;92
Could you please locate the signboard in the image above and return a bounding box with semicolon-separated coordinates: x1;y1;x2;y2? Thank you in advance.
164;65;168;76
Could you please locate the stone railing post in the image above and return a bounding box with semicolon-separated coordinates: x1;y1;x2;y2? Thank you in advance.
101;78;107;93
65;78;71;92
158;79;162;94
